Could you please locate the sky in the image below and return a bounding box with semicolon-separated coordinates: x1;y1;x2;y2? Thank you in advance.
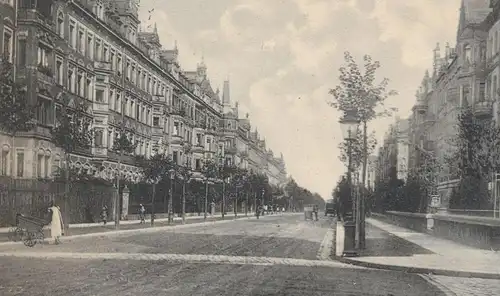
137;0;462;199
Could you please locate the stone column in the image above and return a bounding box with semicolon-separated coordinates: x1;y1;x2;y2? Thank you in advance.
121;185;130;220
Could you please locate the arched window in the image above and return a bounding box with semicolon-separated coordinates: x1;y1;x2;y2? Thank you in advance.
464;44;472;63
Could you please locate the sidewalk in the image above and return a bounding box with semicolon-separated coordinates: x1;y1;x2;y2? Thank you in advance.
0;214;226;233
335;218;500;279
0;212;261;243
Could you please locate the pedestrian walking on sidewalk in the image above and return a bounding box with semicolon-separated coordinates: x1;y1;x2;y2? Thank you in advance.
313;205;319;221
100;206;109;225
139;204;146;224
47;201;64;245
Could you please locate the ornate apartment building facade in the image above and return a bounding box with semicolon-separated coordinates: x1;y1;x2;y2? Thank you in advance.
0;0;287;186
407;0;491;208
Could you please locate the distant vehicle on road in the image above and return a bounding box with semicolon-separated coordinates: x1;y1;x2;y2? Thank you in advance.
325;199;336;216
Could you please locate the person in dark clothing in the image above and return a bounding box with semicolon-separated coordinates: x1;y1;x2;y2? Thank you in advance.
100;206;109;225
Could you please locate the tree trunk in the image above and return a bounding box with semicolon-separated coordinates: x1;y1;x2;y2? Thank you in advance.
151;183;156;226
63;153;70;235
182;180;186;224
360;121;368;248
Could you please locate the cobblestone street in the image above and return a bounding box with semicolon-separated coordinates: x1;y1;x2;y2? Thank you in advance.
0;214;446;295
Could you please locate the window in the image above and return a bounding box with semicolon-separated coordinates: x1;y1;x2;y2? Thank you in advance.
173;122;179;135
464;44;472;63
116;92;121;112
196;134;202;146
86;75;93;99
117;54;122;74
173;151;178;164
68;65;75;92
95;89;104;103
136;103;140;120
77;71;84;97
126;60;131;79
36;97;53;125
78;29;85;54
57;13;64;38
18;38;26;66
37;155;43;178
3;27;13;62
94;129;104;147
195;159;201;170
37;44;50;67
109;89;114;110
146;109;150;125
56;57;63;85
16;151;24;177
1;150;8;176
110;49;115;69
153;116;159;126
87;33;93;59
44;156;49;178
69;20;76;48
95;38;102;61
103;45;109;62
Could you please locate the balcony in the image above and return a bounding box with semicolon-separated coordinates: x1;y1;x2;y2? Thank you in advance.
170;107;186;119
225;146;237;155
36;64;54;84
474;100;493;118
239;150;249;158
92;101;108;113
424;113;436;125
92;147;108;158
152;126;163;135
194;121;207;130
170;134;183;145
107;150;136;165
94;61;112;73
191;143;204;153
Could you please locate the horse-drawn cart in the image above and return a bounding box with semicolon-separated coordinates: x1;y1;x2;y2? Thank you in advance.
8;214;46;247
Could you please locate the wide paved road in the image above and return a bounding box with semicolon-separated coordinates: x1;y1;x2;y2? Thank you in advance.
0;214;447;295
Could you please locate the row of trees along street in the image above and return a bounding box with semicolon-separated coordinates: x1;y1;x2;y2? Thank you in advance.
329;51;500;216
0;57;323;228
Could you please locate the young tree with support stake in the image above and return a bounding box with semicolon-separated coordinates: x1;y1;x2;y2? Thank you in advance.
111;131;136;228
329;51;397;248
51;97;93;234
136;152;174;226
201;158;219;219
0;57;36;177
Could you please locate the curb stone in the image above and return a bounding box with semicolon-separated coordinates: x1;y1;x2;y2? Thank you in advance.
418;274;457;296
330;255;500;280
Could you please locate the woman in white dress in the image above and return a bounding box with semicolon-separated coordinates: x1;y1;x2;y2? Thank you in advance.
48;201;64;244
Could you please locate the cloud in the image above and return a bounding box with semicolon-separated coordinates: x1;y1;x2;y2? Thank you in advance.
146;0;461;199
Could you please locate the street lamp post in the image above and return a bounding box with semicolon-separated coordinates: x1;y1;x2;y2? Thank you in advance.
168;169;175;224
339;109;360;257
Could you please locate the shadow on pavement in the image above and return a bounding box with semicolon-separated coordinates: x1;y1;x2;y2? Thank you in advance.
361;223;434;257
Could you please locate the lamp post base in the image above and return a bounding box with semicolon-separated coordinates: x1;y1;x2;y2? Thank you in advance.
343;220;358;257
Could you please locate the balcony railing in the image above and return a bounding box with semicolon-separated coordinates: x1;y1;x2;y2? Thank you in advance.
474;100;493;118
37;66;54;84
92;147;108;157
94;60;112;73
225;146;237;154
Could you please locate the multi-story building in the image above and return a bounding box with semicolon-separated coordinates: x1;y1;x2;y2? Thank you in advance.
0;1;286;190
376;117;408;183
407;0;491;208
